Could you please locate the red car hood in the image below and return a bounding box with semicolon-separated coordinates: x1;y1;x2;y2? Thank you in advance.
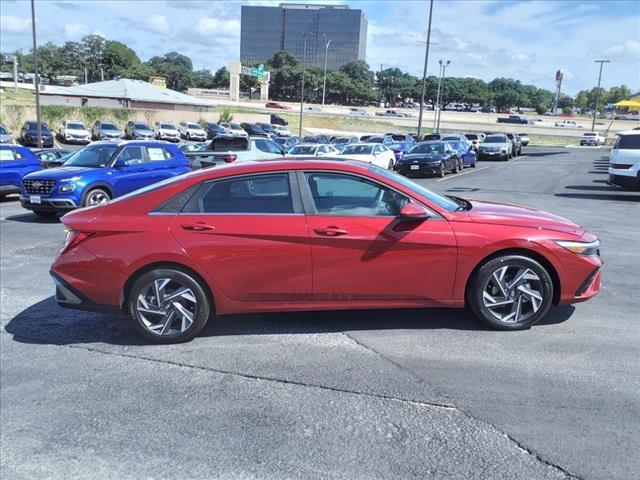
463;199;585;236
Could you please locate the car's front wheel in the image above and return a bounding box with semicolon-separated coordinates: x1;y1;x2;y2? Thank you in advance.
83;188;111;207
468;255;553;330
128;268;212;343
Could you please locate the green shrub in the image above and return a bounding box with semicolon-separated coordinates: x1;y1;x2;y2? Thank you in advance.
112;108;132;123
562;106;573;115
41;105;74;128
535;104;547;115
2;105;27;132
79;107;107;126
218;108;233;124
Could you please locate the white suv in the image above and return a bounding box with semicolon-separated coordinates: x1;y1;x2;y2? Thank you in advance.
608;130;640;189
59;120;91;144
154;122;180;142
580;132;606;146
178;122;207;141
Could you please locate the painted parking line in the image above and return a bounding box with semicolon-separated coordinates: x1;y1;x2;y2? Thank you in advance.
510;155;528;162
436;165;491;181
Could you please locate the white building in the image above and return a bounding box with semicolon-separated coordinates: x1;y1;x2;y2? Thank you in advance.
40;78;213;112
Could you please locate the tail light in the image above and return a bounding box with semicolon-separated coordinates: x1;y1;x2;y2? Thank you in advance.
40;160;46;168
223;154;237;163
61;230;95;254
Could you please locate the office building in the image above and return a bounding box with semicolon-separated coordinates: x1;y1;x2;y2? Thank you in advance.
240;3;368;70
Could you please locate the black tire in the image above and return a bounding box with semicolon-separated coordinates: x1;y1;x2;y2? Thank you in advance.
82;188;111;207
387;159;394;170
128;268;212;343
439;163;446;177
452;160;459;174
468;254;554;330
33;210;57;217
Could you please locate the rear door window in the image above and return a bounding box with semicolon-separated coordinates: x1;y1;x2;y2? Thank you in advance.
147;147;173;162
184;173;294;214
211;137;248;151
117;146;146;165
616;135;640;150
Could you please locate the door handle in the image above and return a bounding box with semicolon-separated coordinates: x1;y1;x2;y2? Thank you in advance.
314;226;348;236
181;223;215;232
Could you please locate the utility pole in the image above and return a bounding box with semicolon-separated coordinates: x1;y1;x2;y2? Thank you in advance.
84;67;88;84
100;65;104;82
30;0;42;148
6;55;18;92
298;32;314;137
321;34;331;108
417;0;434;137
435;59;450;133
591;60;610;132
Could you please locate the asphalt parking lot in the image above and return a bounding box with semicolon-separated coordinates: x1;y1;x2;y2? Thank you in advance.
1;146;638;479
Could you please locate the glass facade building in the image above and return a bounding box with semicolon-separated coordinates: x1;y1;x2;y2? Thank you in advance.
241;3;368;71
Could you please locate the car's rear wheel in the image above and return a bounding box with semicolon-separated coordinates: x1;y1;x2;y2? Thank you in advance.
387;159;394;170
468;255;553;330
439;163;446;177
83;188;111;207
452;160;459;174
129;268;211;343
33;210;57;217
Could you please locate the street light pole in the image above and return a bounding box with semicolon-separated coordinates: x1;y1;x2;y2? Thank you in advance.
298;32;314;137
591;59;610;132
435;59;450;133
417;0;434;137
30;0;42;149
321;34;331;108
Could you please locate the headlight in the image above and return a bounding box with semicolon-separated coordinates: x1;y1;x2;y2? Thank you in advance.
554;239;600;256
59;183;76;193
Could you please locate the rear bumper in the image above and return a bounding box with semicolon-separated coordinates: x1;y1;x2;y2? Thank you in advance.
51;271;121;314
478;152;507;160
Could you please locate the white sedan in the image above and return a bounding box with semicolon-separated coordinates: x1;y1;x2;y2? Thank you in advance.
338;143;396;169
287;144;340;157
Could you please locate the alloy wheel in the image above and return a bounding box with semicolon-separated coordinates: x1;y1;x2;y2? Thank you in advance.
86;189;110;206
481;265;544;324
135;278;197;336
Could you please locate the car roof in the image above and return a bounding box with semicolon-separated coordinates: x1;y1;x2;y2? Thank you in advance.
617;130;640;136
88;140;176;147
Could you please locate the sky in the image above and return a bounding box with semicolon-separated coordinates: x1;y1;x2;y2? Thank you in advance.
1;0;638;95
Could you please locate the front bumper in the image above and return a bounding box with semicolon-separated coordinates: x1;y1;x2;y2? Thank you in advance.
396;162;442;175
478;150;507;159
608;172;640;188
65;135;91;144
20;195;77;212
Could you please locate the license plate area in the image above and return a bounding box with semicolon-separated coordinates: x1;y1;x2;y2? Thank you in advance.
410;165;419;170
30;195;41;204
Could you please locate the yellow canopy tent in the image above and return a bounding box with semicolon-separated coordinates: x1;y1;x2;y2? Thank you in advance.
614;93;640;108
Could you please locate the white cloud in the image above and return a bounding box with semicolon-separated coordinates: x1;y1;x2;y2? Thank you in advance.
195;18;240;38
602;40;640;60
64;22;90;38
0;15;31;35
140;14;172;35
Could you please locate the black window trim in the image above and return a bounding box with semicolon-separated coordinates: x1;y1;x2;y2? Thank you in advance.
177;171;304;216
296;170;441;219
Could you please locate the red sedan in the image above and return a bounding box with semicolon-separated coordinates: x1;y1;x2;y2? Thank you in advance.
51;159;602;343
265;102;291;110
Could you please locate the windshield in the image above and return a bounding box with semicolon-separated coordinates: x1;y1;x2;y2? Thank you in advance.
64;144;118;167
187;123;201;129
0;125;7;134
229;123;241;129
134;122;151;130
341;145;373;155
67;122;84;130
101;123;118;130
160;123;176;129
367;136;384;143
409;143;444;154
331;137;349;144
465;134;478;140
369;165;459;212
289;145;317;155
28;123;50;132
441;136;459;141
484;135;507;143
422;134;441;141
616;135;640;149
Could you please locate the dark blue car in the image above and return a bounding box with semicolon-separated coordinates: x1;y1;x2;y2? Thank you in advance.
0;145;43;199
20;141;191;217
451;140;478;168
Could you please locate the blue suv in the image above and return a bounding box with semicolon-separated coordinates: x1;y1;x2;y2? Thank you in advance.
20;141;191;217
0;145;43;199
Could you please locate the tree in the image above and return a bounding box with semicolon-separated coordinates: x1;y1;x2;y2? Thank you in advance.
574;90;590;112
488;78;521;111
103;40;141;78
146;52;194;91
212;67;230;88
192;69;215;89
607;85;631;104
80;34;107;81
557;94;574;110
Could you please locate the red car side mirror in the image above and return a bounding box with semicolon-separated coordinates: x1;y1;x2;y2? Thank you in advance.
399;202;430;221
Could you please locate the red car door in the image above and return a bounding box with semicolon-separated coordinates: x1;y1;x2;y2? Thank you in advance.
300;171;457;302
169;172;312;303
